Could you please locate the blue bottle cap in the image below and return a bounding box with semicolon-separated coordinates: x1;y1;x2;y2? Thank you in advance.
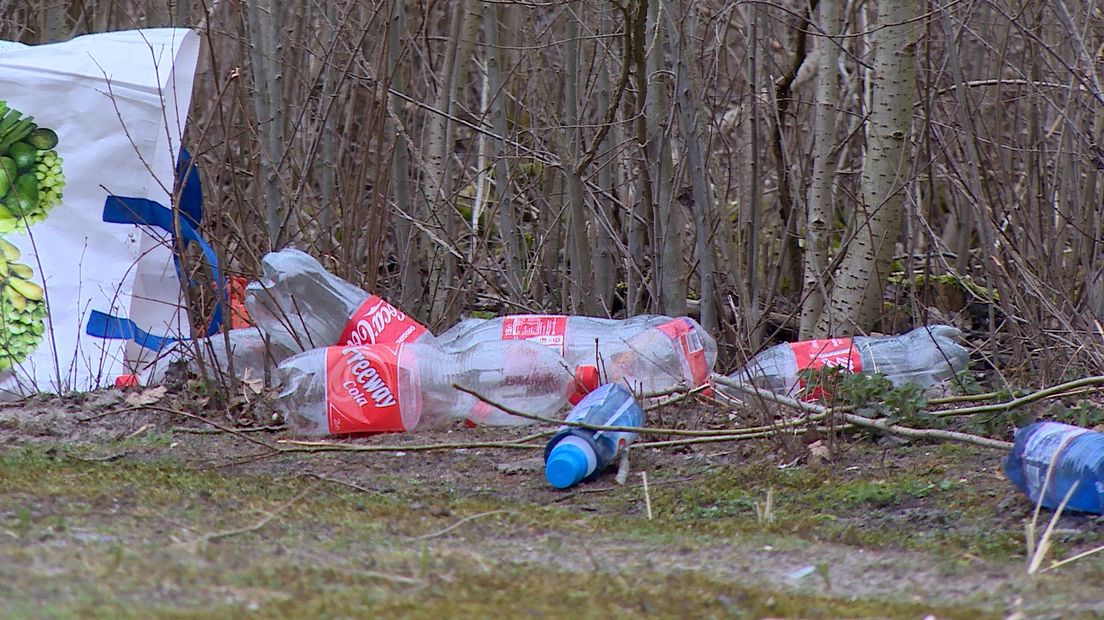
545;443;589;489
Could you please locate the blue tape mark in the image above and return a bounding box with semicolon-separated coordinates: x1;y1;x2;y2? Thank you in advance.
175;147;203;230
85;195;222;350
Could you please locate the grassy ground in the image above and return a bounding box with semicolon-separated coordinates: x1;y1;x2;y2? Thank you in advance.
2;395;1103;619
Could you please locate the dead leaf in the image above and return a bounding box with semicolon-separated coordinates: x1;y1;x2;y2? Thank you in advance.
240;368;264;395
124;385;168;407
807;440;831;469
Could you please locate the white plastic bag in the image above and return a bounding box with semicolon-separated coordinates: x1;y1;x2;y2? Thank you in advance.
0;28;200;395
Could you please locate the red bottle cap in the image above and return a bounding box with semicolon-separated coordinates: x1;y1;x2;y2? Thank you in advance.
114;374;139;388
568;365;600;404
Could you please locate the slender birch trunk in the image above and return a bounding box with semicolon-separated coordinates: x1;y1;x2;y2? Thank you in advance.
816;0;919;335
799;0;843;338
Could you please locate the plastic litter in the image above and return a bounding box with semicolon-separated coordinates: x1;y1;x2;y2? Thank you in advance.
275;339;599;436
245;248;435;354
725;325;970;399
440;314;717;395
1005;421;1104;514
544;383;645;489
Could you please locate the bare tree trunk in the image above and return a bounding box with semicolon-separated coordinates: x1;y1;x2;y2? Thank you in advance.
647;0;683;318
666;0;716;333
419;1;475;325
388;0;419;312
816;0;919;335
593;5;616;315
484;0;524;302
743;2;764;345
563;4;597;314
799;0;843;338
245;0;289;249
627;1;653;315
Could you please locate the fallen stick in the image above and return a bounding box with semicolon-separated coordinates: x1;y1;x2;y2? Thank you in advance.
404;509;514;542
184;479;321;551
711;374;1012;451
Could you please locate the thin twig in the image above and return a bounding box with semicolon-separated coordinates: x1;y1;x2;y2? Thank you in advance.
144;405;279;452
186;480;321;549
173;425;287;434
712;374;1012;450
453;383;791;437
65;451;130;463
641;471;653;520
404;510;514;542
933;376;1104;418
279;439;544;452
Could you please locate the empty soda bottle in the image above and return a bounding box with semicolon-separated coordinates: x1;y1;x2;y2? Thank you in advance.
190;327;293;381
1005;421;1104;514
725;325;970;399
244;249;435;354
438;314;717;395
275;339;599;436
143;328;293;386
544;383;646;489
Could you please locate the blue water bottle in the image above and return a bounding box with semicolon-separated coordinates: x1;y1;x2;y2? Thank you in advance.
544;383;645;489
1004;421;1104;513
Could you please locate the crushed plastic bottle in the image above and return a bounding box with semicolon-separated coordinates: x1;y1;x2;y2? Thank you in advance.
244;248;435;354
438;314;717;395
275;339;599;436
726;325;970;398
189;327;293;381
544;383;645;489
1005;421;1104;514
144;328;293;386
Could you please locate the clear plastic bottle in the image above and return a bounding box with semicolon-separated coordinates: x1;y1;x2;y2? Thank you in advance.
275;339;599;436
143;328;294;386
1004;421;1104;514
189;327;293;381
726;325;970;397
544;383;646;489
244;248;435;353
438;314;717;394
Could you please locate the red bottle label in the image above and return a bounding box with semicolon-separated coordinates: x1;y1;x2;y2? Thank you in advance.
339;295;428;347
499;315;569;355
788;338;862;401
655;318;711;388
325;345;407;434
789;338;862;373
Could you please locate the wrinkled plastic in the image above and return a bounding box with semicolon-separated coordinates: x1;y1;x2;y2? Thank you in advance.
727;325;970;397
1005;421;1104;514
275;339;597;436
148;328;292;385
439;314;718;395
245;249;435;353
544;384;645;489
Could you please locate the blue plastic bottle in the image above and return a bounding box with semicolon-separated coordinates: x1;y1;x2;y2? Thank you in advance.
544;384;646;489
1004;421;1104;513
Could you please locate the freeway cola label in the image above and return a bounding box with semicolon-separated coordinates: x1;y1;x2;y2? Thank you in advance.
499;315;569;355
789;338;862;373
325;345;406;433
788;337;862;401
339;295;428;347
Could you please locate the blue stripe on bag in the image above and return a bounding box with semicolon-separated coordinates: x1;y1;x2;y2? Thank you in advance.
84;195;223;350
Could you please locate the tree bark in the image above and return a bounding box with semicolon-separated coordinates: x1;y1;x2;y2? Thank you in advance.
799;0;843;338
816;0;919;335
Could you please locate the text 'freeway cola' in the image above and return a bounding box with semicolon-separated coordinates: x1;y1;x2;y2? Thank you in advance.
275;339;600;436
